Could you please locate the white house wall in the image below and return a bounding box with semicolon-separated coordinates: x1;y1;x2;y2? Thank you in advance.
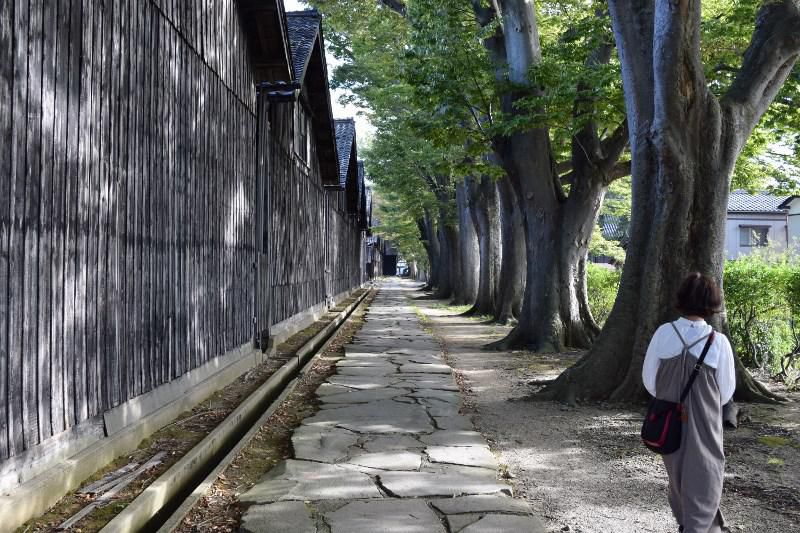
724;214;788;259
784;199;800;251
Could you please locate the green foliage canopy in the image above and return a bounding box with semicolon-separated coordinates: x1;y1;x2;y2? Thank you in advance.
311;0;800;263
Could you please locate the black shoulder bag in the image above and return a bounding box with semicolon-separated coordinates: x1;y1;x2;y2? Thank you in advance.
641;329;715;455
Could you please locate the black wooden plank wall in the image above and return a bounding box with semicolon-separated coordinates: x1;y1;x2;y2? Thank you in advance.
0;0;366;464
327;195;364;298
266;102;327;326
0;0;257;461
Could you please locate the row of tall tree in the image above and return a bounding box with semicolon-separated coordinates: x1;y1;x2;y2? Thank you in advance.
312;0;800;402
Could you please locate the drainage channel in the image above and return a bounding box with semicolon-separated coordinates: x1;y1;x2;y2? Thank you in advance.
95;289;373;533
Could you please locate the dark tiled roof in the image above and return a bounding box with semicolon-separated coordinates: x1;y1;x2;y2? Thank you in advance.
286;10;320;84
779;195;800;209
600;215;629;242
728;190;789;213
358;161;368;229
259;80;300;101
239;0;293;83
357;161;365;200
334;119;356;187
366;187;373;225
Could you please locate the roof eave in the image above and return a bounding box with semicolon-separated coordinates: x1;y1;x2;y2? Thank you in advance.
239;0;293;83
727;210;788;215
287;12;340;188
778;195;800;209
316;21;340;187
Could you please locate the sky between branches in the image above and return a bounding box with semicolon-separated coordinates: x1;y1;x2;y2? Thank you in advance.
285;0;376;146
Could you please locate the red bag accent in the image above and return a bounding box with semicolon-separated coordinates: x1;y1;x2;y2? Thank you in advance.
643;409;673;447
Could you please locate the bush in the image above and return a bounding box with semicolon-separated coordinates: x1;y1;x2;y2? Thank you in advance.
723;251;800;381
587;263;621;327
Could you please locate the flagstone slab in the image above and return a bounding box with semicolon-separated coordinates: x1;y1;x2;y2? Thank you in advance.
238;283;544;532
390;350;445;358
386;345;441;353
353;334;431;341
325;500;446;533
420;430;487;447
336;359;397;367
429;495;532;515
303;399;435;434
327;375;396;390
342;351;394;359
291;426;359;463
377;469;510;498
319;388;407;405
400;363;452;374
336;365;400;377
422;463;499;477
402;358;446;367
316;383;358;396
426;446;498;469
434;415;474;431
407;389;461;403
362;435;426;452
351;339;425;346
391;373;455;382
240;501;316;533
345;451;422;471
391;396;419;405
458;514;546;532
390;380;459;391
447;514;482;532
240;460;382;504
420;399;462;417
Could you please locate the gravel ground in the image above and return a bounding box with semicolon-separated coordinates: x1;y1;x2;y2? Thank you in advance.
416;296;800;533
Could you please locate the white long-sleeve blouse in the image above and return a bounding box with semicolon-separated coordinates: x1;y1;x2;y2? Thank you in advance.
642;317;736;405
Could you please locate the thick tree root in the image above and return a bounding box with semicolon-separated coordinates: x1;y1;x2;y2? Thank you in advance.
462;304;494;318
433;289;452;300
723;402;740;428
734;357;786;404
484;327;525;351
493;314;518;327
483;327;561;353
538;353;787;405
734;374;786;404
536;371;578;406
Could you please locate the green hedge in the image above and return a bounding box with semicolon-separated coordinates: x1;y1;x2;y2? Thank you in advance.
723;252;800;380
587;255;800;386
587;263;621;327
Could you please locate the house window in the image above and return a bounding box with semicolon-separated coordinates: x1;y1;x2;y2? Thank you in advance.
739;226;769;247
294;104;310;163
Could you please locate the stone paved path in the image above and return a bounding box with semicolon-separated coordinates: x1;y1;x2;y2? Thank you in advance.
239;281;546;532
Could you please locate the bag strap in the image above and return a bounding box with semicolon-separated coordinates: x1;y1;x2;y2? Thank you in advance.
679;331;715;403
669;322;687;348
670;321;709;349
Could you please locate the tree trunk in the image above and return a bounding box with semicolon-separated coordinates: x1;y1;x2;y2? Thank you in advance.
474;0;616;351
489;134;605;351
418;211;439;292
467;175;501;317
542;0;799;403
434;207;459;300
493;176;525;324
452;180;479;306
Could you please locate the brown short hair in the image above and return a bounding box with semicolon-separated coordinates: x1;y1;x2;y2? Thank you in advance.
676;272;722;318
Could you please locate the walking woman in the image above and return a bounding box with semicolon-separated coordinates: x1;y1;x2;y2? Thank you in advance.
642;272;736;533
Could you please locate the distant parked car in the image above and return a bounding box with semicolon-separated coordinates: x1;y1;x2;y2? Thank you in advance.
397;260;409;277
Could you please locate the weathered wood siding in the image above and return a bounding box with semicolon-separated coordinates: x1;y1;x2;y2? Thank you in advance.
265;100;327;325
327;195;364;297
0;1;366;464
0;0;257;461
